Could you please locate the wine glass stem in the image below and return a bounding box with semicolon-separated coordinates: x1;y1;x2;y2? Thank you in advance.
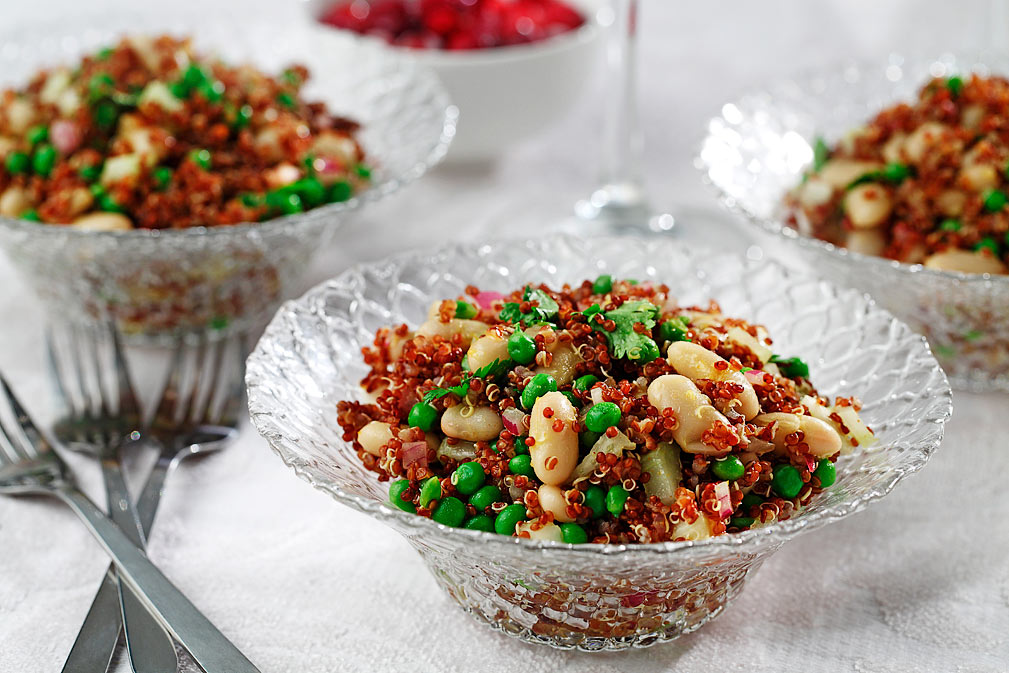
602;0;642;190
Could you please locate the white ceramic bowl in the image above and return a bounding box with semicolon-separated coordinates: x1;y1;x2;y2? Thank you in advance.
303;0;604;162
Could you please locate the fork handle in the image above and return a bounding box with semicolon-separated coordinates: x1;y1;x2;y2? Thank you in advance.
57;485;261;673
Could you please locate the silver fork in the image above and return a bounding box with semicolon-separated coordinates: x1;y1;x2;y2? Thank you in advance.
63;333;247;672
46;324;177;673
0;374;261;672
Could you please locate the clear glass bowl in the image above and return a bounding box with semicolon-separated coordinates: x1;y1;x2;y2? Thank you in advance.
697;52;1009;392
246;234;952;651
0;15;456;340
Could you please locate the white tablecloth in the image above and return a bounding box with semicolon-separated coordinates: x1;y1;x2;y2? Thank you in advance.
2;1;1008;671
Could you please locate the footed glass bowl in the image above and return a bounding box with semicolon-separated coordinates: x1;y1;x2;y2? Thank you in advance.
0;15;455;340
698;52;1009;392
246;235;951;651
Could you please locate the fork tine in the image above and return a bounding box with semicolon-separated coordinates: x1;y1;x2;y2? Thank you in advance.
196;338;227;424
45;326;76;420
108;323;141;425
180;336;208;425
0;404;26;464
215;333;248;429
0;374;48;459
70;328;95;420
150;337;187;430
88;327;113;421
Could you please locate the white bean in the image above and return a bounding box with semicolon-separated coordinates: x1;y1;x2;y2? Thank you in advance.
646;374;736;455
0;187;33;217
817;159;882;190
959;163;999;192
666;341;759;419
881;133;906;164
904;122;952;164
924;249;1008;275
537;484;575;523
357;420;393;457
516;521;563;542
797;178;833;208
71;212;133;232
466;326;511;372
843;184;892;229
529;391;578;485
440;405;502;442
416;317;488;346
753;412;842;458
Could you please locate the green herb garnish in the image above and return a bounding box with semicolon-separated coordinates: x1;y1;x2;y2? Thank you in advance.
770;354;810;378
813;136;830;172
592;300;660;362
498;286;559;325
422;359;511;405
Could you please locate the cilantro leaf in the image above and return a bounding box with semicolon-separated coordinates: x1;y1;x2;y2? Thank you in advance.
421;358;512;404
593;300;661;362
770;354;809;379
498;286;559;325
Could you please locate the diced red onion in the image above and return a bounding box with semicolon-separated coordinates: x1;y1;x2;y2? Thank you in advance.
475;291;503;310
400;440;428;470
714;480;733;521
805;456;817;473
744;369;770;386
314;156;346;176
50;120;81;155
501;407;529;436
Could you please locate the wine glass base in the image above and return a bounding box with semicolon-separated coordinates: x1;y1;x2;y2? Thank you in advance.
573;184;675;234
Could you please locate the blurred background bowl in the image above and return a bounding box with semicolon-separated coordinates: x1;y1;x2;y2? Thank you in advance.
698;52;1009;392
0;15;455;341
305;0;604;163
247;234;950;650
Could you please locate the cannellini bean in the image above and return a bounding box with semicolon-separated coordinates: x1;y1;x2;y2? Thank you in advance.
537;484;575;523
440;405;502;442
516;521;563;542
529;391;578;485
4;98;35;134
817;159;883;190
0;187;33;217
416;317;488;346
672;512;713;541
466;326;511;372
935;189;966;217
535;342;581;386
253;127;284;162
959;163;999;192
962;104;986;130
357;420;394;457
753;412;842;459
39;69;72;105
843;184;892;229
797;178;834;208
881;133;906;164
924;249;1008;275
666;341;759;420
71;212;133;231
66;187;94;217
904;122;950;164
845;228;887;257
312;131;359;164
646;374;736;455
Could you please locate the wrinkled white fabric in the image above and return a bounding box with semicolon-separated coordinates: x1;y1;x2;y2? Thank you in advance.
1;1;1008;671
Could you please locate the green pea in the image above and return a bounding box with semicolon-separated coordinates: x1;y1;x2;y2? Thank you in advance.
573;374;599;392
280;177;325;208
5;151;30;175
940;218;961;232
407;402;438;432
730;516;755;529
507;331;537;364
266;190;303;215
629;337;660;363
585;402;621;433
388;479;415;512
711;455;745;481
494;503;527;535
521;372;557;409
975;237;1000;255
26;125;48;146
152;166;172;190
455;300;478;319
31;144;56;177
580;429;601;448
96;46;114;61
983;189;1007;213
355;163;372;179
240;193;263;208
97;193;123;213
181;64;210;90
813;459;837;488
605;485;629;517
88;72;115;100
508;454;534;478
327;180;353;203
94;100;119;131
741;492;764;510
198;80;225;102
452;461;486;496
468;484;501;511
463;514;495;532
513;439;529;455
658;318;689;344
583;485;606;519
432;496;465;527
276;92;296;108
946;75;964;96
189;149;212;171
561;390;580;407
233;103;253;129
881;162;910;182
560;523;588;544
19;209;40;222
592;274;612;294
419;476;441;508
772;464;804;499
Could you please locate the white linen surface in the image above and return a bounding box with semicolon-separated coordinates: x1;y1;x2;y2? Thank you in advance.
1;1;1007;671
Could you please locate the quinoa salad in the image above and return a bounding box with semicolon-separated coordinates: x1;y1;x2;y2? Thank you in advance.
785;74;1009;275
0;35;371;231
336;277;876;545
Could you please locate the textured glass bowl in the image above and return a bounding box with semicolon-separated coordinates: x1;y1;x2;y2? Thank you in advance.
698;52;1009;392
246;235;952;651
0;15;455;340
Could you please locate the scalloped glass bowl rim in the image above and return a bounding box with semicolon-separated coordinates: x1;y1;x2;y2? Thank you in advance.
0;17;459;241
248;238;951;558
697;51;1009;288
